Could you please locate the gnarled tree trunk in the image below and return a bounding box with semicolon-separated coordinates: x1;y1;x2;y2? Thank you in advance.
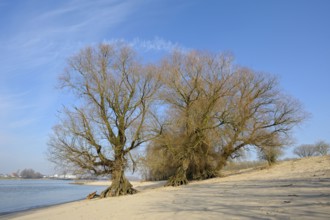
100;156;137;197
165;158;189;186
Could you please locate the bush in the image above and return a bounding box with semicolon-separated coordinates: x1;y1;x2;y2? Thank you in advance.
314;141;330;156
258;146;283;166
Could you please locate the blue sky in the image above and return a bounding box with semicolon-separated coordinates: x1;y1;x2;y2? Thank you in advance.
0;0;329;174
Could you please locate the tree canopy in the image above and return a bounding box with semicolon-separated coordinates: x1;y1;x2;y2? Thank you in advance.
145;50;306;186
48;43;161;197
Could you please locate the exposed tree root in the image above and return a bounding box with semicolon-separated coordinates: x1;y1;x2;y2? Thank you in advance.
86;191;100;199
165;166;188;186
100;174;137;197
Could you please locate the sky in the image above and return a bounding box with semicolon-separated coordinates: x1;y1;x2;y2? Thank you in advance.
0;0;329;174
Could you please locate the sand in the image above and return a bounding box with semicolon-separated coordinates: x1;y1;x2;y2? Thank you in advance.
3;156;330;220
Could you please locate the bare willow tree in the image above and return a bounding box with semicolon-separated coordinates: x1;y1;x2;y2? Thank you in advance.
314;140;330;156
48;43;160;197
257;144;284;166
293;144;317;157
146;51;306;186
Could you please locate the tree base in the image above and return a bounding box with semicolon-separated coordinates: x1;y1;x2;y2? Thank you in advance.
165;176;188;186
165;158;190;187
165;167;188;186
100;178;137;197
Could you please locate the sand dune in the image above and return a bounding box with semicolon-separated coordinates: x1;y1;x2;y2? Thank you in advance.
4;156;330;220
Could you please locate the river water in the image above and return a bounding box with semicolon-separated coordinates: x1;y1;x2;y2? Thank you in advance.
0;179;107;215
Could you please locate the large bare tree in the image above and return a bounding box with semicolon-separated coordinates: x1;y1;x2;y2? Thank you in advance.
48;43;160;197
145;50;306;186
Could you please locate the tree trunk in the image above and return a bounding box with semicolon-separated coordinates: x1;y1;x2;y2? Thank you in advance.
216;150;232;172
165;158;189;186
100;156;137;197
189;148;218;180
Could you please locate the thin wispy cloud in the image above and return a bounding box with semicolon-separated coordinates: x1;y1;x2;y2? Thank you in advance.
0;91;37;127
131;37;189;52
0;92;34;112
23;0;137;41
1;0;139;57
104;37;189;54
9;118;38;129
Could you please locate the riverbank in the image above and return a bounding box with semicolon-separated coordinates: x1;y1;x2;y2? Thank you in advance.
3;156;330;220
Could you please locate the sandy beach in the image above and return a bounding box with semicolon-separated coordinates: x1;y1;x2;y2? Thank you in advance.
3;156;330;220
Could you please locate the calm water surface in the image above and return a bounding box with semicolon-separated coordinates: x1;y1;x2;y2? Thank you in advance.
0;179;107;215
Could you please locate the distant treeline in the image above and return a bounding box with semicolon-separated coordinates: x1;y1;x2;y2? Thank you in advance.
12;169;44;179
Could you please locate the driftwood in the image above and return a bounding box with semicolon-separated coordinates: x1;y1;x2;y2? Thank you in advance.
86;191;100;199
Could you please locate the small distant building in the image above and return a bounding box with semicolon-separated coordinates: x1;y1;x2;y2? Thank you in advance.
52;174;77;179
64;174;77;179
